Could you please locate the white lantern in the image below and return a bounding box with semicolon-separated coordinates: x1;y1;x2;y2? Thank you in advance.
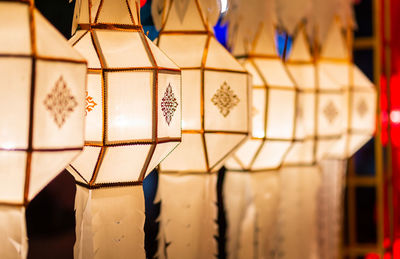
66;0;182;258
283;26;343;166
0;0;86;258
319;20;376;159
153;0;250;258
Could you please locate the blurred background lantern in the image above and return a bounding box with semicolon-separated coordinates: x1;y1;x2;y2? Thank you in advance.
316;7;376;258
273;0;345;256
66;0;182;258
0;0;86;257
221;0;297;257
152;0;250;258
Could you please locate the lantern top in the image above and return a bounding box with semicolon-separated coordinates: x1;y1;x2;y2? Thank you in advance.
73;0;142;29
158;0;220;33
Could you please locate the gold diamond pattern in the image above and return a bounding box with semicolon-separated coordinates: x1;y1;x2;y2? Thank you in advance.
44;77;78;128
357;98;368;118
212;82;240;117
323;100;338;124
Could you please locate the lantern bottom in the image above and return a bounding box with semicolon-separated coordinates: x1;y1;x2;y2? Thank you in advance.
74;185;145;259
157;173;217;259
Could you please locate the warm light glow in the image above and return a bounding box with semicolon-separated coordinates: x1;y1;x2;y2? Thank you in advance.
391;110;400;124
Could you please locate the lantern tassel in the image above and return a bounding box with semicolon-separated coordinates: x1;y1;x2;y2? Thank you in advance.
0;205;28;259
223;172;280;259
74;185;146;259
317;159;347;259
157;174;217;259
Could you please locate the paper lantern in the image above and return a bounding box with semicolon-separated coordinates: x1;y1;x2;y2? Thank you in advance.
152;0;250;258
66;0;181;257
156;0;250;173
283;26;343;166
0;0;86;257
319;21;376;158
224;23;296;171
222;22;296;259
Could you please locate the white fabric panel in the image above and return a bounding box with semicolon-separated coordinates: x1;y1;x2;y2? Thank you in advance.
158;174;217;259
74;185;146;259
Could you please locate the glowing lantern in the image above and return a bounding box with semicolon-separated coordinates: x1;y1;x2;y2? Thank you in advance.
66;0;181;257
283;27;343;166
319;20;376;158
0;0;86;257
222;0;297;256
152;0;250;258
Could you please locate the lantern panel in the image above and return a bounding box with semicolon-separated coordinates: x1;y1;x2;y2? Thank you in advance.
181;70;201;130
286;64;315;89
298;93;316;137
71;32;101;69
0;2;30;55
253;59;295;87
204;71;248;132
157;72;182;138
144;142;180;177
68;146;101;183
35;10;83;60
95;145;151;184
96;0;135;25
106;71;153;142
163;0;205;31
319;63;350;87
317;93;343;136
243;62;264;86
284;140;314;165
85;73;103;142
251;141;292;169
160;133;207;172
351;90;376;131
266;89;296;139
0;58;30;149
145;37;180;69
33;61;86;148
96;31;152;68
0;151;25;203
230;139;263;168
252;88;266;138
205;133;247;169
29;151;80;200
157;35;207;67
204;38;246;71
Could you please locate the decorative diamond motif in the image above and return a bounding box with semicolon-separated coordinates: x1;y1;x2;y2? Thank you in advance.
212;82;240;117
85;91;97;115
161;83;178;126
357;98;368;118
44;77;78;128
323;100;338;124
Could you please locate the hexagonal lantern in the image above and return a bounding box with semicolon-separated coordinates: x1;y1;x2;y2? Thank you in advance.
67;0;182;187
0;0;86;257
153;0;250;258
283;26;343;166
319;20;376;159
156;0;250;174
0;0;86;206
65;0;181;258
225;23;297;172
